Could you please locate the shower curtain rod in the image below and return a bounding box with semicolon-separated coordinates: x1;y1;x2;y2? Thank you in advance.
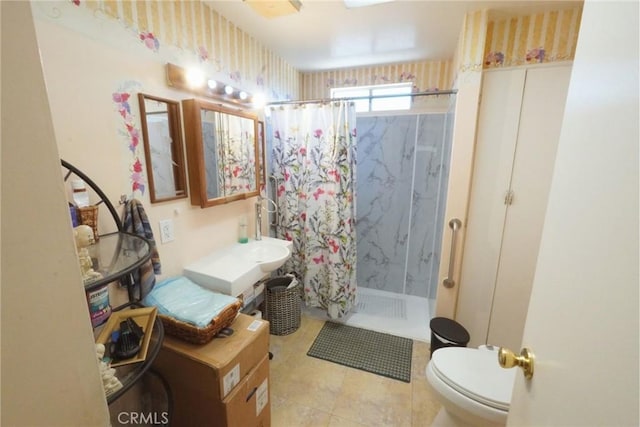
266;88;458;106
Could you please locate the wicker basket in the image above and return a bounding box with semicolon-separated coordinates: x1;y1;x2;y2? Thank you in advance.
264;276;302;336
78;205;99;241
158;299;242;344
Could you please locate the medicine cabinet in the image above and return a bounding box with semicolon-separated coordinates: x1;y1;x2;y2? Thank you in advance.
182;99;260;208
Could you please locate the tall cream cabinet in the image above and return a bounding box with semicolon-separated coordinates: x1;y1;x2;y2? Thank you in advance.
456;64;572;350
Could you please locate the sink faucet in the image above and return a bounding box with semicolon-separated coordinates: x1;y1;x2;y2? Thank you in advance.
255;195;263;241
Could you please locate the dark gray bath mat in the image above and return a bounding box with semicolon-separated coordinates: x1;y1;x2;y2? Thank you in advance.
307;322;413;383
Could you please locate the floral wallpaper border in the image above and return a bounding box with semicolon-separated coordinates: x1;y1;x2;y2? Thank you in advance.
112;82;146;196
302;60;452;100
483;7;582;69
38;0;300;101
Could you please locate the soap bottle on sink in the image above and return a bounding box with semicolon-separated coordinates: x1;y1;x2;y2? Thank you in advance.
238;216;249;244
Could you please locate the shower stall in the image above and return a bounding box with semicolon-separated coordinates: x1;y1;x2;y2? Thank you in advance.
265;101;455;342
350;110;454;341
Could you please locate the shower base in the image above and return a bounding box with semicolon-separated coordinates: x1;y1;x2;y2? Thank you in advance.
303;287;434;342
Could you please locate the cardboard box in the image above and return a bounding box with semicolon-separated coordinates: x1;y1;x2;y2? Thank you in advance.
152;314;270;426
219;354;270;427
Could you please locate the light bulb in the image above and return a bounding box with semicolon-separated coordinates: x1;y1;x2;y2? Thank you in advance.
185;68;205;88
224;85;234;95
239;91;248;100
252;92;266;108
207;79;217;90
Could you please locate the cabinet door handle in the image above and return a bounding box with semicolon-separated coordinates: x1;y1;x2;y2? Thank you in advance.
504;190;514;205
442;218;462;289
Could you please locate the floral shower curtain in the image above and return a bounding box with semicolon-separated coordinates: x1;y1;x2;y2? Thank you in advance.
269;101;357;319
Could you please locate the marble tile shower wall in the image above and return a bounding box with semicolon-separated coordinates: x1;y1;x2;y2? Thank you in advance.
356;113;452;299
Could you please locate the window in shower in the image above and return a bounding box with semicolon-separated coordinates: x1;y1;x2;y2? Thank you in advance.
331;82;412;112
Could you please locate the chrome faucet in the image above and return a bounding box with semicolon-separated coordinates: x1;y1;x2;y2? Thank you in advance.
255;195;263;241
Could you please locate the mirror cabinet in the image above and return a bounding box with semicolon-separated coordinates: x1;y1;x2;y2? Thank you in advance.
138;93;188;203
182;99;260;207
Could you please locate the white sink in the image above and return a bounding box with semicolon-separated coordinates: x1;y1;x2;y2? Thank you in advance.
183;236;292;297
238;240;291;273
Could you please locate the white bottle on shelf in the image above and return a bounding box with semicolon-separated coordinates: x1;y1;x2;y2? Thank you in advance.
71;179;90;208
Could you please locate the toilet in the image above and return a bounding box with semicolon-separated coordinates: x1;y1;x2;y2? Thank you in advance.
426;346;517;427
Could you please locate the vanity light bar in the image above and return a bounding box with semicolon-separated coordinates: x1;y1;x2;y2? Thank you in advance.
166;63;260;107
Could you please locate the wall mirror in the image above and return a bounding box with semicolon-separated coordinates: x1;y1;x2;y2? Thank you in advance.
137;93;188;203
182;99;259;207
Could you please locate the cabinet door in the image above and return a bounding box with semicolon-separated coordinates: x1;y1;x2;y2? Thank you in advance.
456;68;527;347
487;64;572;349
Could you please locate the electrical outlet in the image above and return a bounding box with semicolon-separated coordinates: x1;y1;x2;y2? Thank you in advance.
159;219;175;244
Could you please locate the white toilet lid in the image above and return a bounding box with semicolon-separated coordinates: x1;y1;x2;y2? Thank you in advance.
430;347;516;411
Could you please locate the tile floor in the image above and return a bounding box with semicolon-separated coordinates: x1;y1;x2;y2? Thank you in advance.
268;314;442;426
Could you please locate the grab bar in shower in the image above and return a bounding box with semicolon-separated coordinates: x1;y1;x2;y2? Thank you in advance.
268;175;280;230
442;218;462;289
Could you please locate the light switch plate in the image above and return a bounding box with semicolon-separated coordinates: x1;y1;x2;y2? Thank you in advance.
159;219;175;244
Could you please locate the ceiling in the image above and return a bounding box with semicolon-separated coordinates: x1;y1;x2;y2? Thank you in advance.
208;0;581;72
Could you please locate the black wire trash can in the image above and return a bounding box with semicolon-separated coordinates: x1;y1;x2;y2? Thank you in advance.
263;275;302;336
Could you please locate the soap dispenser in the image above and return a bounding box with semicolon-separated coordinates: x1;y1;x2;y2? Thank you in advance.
238;216;249;244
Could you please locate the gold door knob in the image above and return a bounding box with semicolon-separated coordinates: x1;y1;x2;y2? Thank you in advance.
498;347;535;379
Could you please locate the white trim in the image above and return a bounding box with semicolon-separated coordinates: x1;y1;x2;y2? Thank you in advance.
483;60;574;74
331;82;414;112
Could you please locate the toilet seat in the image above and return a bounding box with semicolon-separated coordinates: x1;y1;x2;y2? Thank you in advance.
429;347;516;411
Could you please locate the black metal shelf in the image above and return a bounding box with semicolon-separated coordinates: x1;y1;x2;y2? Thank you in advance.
82;231;151;294
60;159;166;407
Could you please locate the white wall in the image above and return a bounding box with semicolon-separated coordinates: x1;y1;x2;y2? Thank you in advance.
33;15;261;281
1;2;109;424
435;70;484;318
